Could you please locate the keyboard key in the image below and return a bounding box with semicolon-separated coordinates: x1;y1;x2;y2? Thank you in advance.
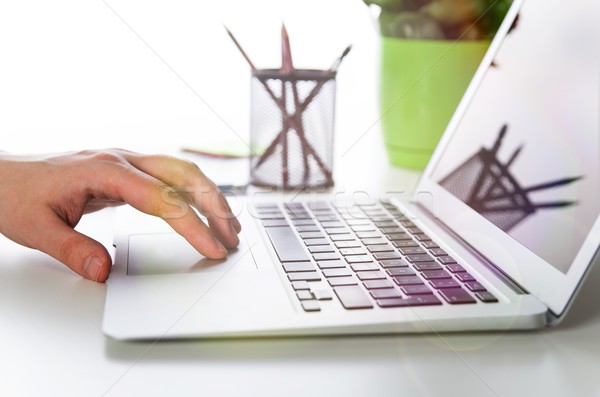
334;286;374;309
475;291;498;303
380;227;404;235
293;219;316;226
313;253;340;261
401;284;433;295
341;213;368;220
430;248;448;256
367;244;395;253
317;217;340;224
398;247;426;255
357;232;382;239
291;281;310;290
438;256;457;265
363;279;394;289
304;238;330;246
387;268;416;277
258;212;285;220
288;272;321;282
288;212;311;220
320;221;346;228
393;240;419;248
265;226;310;262
439;288;476;304
345;219;370;226
296;290;314;300
368;215;392;221
422;241;439;249
255;203;278;210
301;301;321;312
263;219;289;227
283;262;316;273
374;220;396;227
465;282;487;292
317;260;347;269
256;206;281;213
362;238;389;245
421;270;452;280
406;254;434;263
335;241;362;249
373;252;402;260
412;262;442;271
307;201;330;210
393;276;424;286
446;263;467;273
351;225;376;232
406;227;423;234
296;225;320;233
357;271;386;280
325;227;350;235
340;248;367;256
308;245;335;254
414;234;431;242
330;234;356;242
323;268;353;278
313;209;334;215
350;263;380;272
299;232;325;240
429;279;461;289
362;209;384;215
387;233;412;241
328;276;358;286
255;203;278;211
345;255;373;264
377;294;441;308
379;259;409;268
455;273;476;282
313;290;333;301
370;289;402;299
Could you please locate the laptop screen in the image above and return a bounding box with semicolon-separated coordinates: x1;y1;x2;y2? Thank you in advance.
430;0;599;275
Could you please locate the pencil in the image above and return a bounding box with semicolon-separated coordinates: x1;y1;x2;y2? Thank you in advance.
224;25;257;71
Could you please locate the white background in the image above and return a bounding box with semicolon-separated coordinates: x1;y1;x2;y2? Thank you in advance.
1;1;600;396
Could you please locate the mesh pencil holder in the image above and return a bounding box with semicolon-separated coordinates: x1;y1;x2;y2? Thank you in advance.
249;69;336;189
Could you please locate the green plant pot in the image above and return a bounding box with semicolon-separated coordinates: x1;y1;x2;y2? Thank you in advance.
379;37;490;169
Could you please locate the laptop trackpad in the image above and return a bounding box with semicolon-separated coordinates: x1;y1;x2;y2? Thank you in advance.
126;233;251;276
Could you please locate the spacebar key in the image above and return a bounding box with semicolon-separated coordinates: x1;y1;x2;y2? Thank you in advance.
334;286;373;309
265;226;310;262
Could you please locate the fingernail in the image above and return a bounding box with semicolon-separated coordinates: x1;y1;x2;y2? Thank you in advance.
84;256;104;281
231;218;242;233
214;238;228;256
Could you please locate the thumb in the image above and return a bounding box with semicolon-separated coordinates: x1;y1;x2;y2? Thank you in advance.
39;216;112;282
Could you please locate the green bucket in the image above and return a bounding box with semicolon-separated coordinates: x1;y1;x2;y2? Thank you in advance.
379;38;490;169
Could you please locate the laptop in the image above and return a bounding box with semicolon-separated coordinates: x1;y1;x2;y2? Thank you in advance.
102;0;600;340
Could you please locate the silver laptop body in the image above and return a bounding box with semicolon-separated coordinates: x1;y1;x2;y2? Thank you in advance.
103;0;600;340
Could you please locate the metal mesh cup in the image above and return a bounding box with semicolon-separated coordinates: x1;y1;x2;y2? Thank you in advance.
250;69;336;189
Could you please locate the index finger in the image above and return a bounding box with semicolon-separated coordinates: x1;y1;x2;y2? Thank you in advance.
119;152;241;248
89;160;229;259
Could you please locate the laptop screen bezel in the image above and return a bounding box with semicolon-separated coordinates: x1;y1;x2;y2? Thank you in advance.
414;0;600;317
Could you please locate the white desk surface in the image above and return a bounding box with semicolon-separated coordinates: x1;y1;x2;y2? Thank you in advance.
1;1;598;396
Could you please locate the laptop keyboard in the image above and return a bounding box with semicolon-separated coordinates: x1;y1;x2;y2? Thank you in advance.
257;200;498;312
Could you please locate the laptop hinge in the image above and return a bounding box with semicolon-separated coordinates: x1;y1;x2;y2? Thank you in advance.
414;202;530;296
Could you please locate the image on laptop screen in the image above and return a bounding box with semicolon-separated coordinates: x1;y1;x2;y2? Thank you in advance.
432;0;599;274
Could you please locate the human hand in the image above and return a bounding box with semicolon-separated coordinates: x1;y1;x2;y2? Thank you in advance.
0;150;241;282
